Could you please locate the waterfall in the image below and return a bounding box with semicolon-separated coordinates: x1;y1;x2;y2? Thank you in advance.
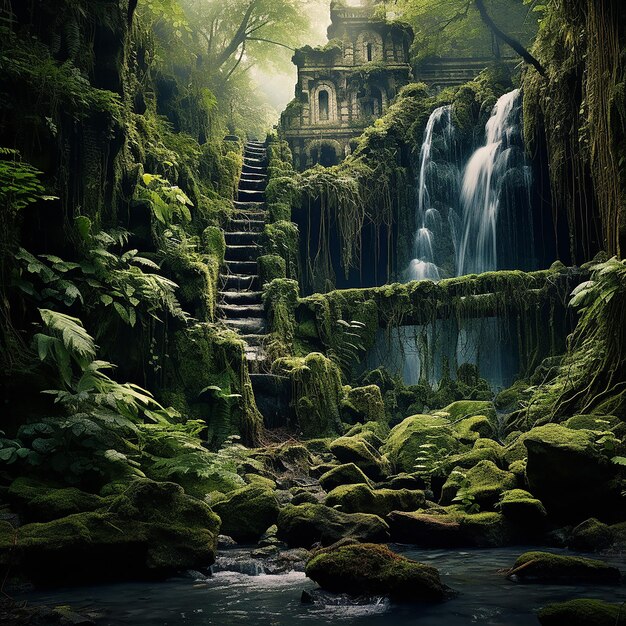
406;105;458;281
373;89;536;389
456;89;534;276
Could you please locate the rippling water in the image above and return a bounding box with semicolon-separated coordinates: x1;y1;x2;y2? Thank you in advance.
20;546;626;625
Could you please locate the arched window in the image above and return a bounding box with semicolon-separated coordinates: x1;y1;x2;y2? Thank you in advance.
366;43;373;62
319;90;329;121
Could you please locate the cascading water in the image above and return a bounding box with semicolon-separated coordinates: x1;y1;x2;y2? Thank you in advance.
406;105;458;281
371;89;535;388
456;89;534;276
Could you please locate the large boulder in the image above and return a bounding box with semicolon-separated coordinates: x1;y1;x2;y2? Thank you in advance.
7;477;105;522
523;424;620;521
569;518;615;552
305;543;447;602
440;460;516;508
498;489;547;526
329;436;388;480
459;512;509;547
439;400;496;424
538;599;626;626
325;484;425;517
0;479;220;584
381;415;461;473
507;551;621;584
213;485;279;542
276;503;389;548
441;439;504;474
319;463;373;492
387;511;463;547
341;385;386;425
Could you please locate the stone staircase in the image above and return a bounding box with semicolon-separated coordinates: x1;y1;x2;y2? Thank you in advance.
219;141;269;372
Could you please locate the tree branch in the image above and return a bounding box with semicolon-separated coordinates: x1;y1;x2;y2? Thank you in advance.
215;0;259;69
246;37;295;51
474;0;546;76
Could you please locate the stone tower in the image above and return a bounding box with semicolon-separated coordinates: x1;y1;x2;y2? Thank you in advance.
280;0;414;170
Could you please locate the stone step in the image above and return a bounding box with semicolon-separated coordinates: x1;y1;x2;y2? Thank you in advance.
243;156;265;166
238;189;266;203
230;219;265;233
218;303;265;319
233;200;267;211
225;259;258;274
239;178;266;192
224;317;266;334
242;166;265;177
240;333;265;346
225;244;262;262
221;274;259;290
224;231;259;245
219;291;263;305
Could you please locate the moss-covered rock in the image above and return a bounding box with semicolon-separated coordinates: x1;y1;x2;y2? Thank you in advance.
523;424;620;521
305;543;447;602
272;353;344;438
498;489;547;526
440;460;516;507
569;518;615;552
258;254;286;285
381;414;461;473
459;511;509;547
213;485;279;542
329;435;389;480
276;503;389;548
7;477;105;522
538;599;626;626
0;479;220;584
440;400;496;424
453;415;494;443
564;414;619;431
325;484;425;517
508;551;621;583
387;511;463;547
442;439;504;474
341;385;387;426
319;463;373;492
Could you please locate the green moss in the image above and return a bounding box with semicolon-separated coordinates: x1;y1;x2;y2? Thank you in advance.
453;415;494;443
569;518;615;552
0;479;220;583
498;489;547;524
261;221;299;279
564;415;619;431
441;460;516;507
329;435;389;480
442;439;504;474
440;401;496;424
162;323;263;447
319;463;373;492
7;477;105;522
325;483;425;517
538;599;626;626
381;414;461;473
341;385;387;426
305;543;446;602
263;278;299;357
272;352;344;438
276;503;389;548
344;420;389;443
458;511;509;547
201;226;226;260
509;551;621;583
258;254;286;286
213;485;279;542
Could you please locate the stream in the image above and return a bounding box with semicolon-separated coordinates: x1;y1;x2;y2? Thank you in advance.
19;546;626;625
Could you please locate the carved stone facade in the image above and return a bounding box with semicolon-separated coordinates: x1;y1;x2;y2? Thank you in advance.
280;0;413;170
